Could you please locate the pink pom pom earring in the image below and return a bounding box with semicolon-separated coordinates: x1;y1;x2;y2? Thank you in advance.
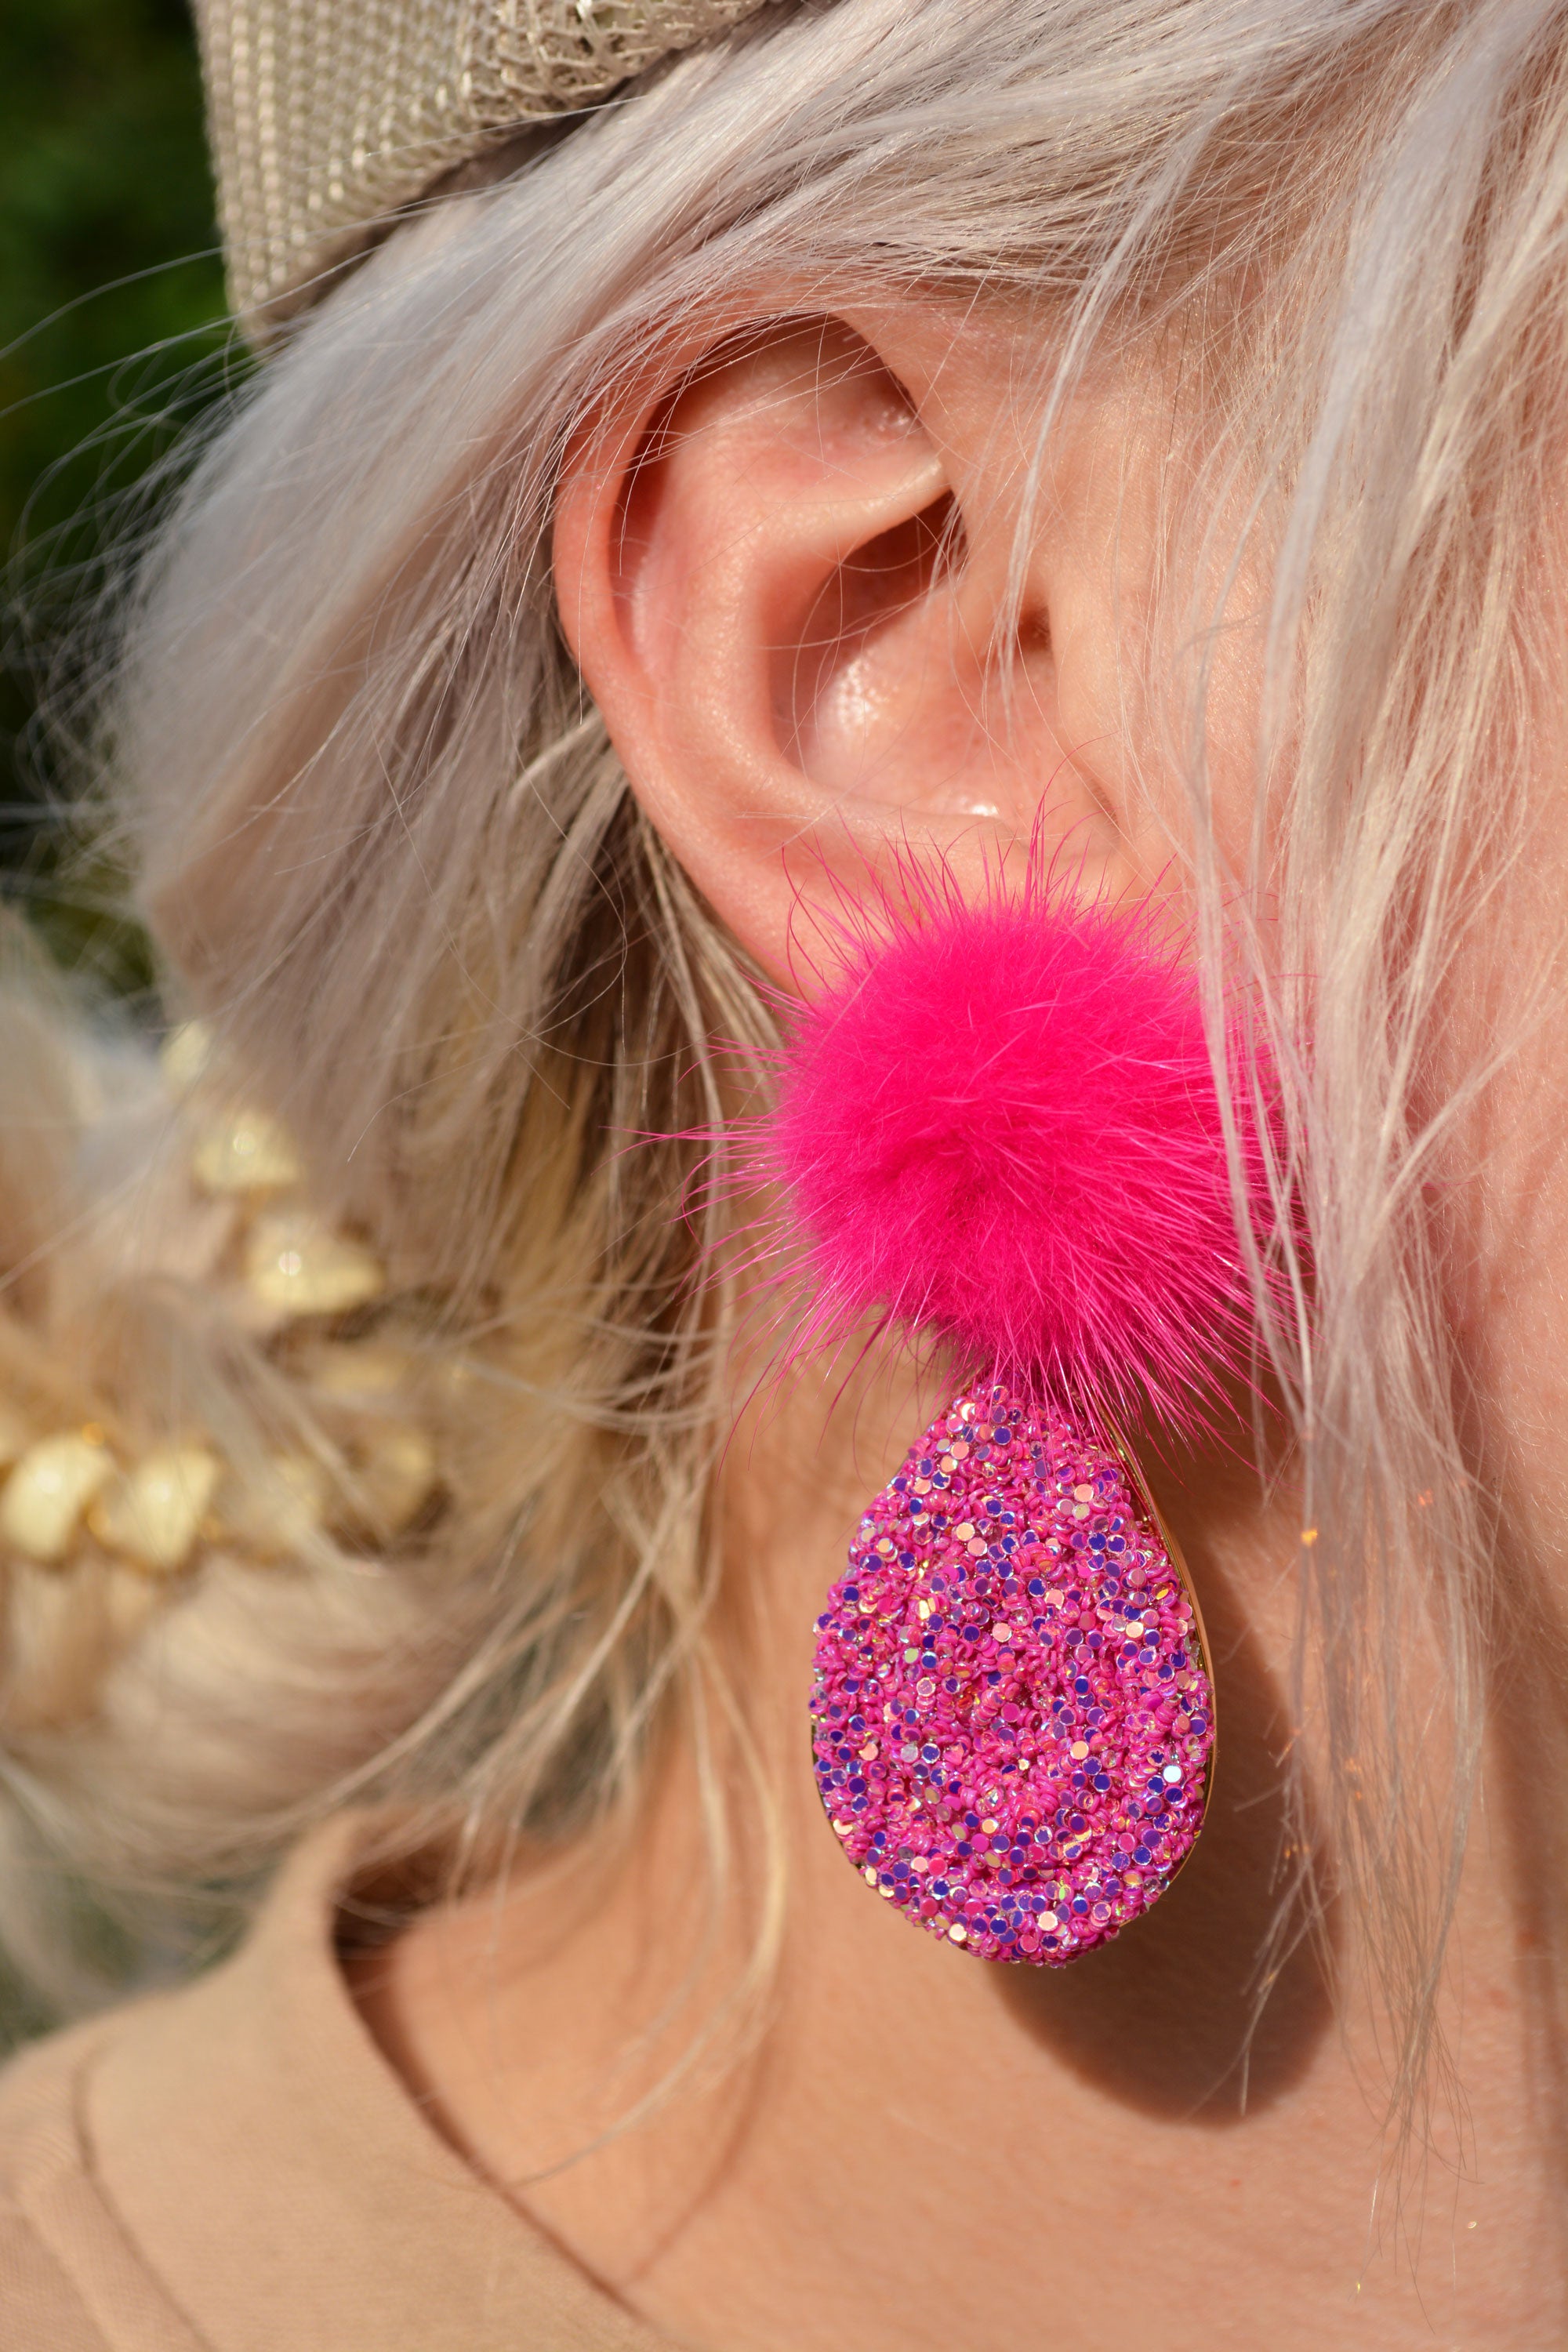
770;867;1260;1965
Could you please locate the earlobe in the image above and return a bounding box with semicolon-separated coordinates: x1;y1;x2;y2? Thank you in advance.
552;313;1122;984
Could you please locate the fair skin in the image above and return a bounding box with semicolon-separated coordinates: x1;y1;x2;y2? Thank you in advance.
350;304;1563;2348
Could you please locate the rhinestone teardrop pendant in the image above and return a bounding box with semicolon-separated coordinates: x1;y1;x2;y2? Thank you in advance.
809;1384;1214;1964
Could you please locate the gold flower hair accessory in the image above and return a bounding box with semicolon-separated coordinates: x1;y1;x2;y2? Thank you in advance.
0;1025;452;1733
195;0;780;329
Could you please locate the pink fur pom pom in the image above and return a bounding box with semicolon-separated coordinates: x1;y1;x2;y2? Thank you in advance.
769;877;1265;1432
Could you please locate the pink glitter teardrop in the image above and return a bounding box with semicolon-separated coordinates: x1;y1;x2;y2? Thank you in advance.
810;1384;1214;1964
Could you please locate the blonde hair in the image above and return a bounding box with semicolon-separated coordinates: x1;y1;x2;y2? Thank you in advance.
3;0;1566;2147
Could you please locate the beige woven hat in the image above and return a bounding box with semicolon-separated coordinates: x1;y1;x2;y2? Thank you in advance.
194;0;776;332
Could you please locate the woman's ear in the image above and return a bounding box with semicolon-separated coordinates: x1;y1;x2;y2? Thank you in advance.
553;310;1132;983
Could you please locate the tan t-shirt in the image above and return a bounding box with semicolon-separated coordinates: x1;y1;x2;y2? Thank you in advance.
0;1820;672;2350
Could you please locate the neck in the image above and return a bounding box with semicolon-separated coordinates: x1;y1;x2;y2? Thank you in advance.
348;1350;1563;2350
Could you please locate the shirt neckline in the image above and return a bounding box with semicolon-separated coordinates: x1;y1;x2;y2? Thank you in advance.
83;1815;677;2352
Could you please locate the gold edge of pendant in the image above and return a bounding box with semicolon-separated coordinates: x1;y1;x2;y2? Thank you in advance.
1098;1413;1218;1847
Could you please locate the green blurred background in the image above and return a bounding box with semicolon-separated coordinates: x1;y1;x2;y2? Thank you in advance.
2;0;232;981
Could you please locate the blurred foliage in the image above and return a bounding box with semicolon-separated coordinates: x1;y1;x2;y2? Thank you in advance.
1;0;241;985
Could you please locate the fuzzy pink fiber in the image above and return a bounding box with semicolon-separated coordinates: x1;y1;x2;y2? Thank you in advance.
770;879;1264;1433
